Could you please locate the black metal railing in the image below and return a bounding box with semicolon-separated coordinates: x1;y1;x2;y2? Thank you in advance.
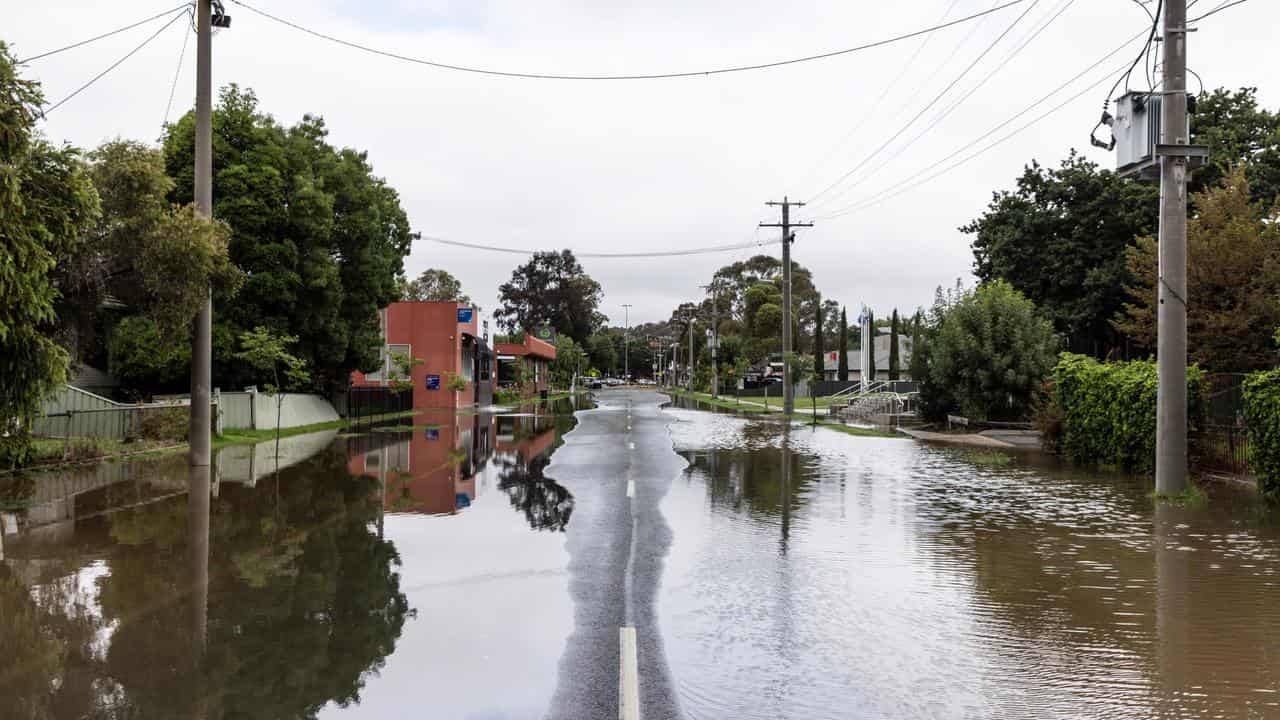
346;386;413;426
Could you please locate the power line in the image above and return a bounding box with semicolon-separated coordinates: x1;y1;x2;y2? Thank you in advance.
1190;0;1251;21
813;27;1149;220
18;4;192;63
43;10;190;116
785;0;964;195
163;14;193;129
822;0;1075;207
817;58;1132;220
424;235;780;258
804;0;1044;208
227;0;1027;80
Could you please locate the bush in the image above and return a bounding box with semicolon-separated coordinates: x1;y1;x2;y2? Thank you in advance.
495;387;522;405
923;281;1058;421
1053;353;1204;474
1032;384;1065;453
1244;369;1280;496
135;405;189;441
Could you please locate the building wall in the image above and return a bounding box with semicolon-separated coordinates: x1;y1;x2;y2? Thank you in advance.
494;335;556;396
350;301;479;410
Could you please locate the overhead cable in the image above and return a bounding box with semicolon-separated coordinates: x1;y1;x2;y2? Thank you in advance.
816;57;1134;221
424;235;781;258
785;0;964;195
823;0;1076;208
18;4;191;63
804;0;1044;208
43;9;191;116
227;0;1027;80
162;18;192;129
1190;0;1251;22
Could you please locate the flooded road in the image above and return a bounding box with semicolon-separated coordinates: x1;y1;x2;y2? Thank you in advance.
4;389;1280;718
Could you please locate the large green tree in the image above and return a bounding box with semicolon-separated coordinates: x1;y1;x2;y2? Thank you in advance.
163;86;412;394
0;43;100;467
1190;87;1280;205
924;281;1058;421
400;268;470;304
1115;169;1280;372
495;250;603;344
888;308;901;381
963;152;1158;357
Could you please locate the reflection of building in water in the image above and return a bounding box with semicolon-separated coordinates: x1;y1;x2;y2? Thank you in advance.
348;410;566;521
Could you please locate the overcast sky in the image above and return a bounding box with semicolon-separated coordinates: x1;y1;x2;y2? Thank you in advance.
9;0;1276;329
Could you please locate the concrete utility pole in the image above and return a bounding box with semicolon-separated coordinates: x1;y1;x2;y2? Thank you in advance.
761;197;813;415
1156;0;1189;495
687;315;695;392
702;283;722;399
622;304;632;382
189;0;214;467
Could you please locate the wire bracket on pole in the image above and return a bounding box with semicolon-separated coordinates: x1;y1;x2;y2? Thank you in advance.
1154;143;1209;168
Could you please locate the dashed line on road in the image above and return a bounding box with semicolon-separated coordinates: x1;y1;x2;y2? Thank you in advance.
619;626;640;720
626;478;635;498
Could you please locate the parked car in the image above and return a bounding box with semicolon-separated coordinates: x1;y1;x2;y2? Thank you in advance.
587;378;603;389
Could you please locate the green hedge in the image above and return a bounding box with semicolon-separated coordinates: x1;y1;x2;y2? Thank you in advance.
1052;353;1204;474
1244;369;1280;496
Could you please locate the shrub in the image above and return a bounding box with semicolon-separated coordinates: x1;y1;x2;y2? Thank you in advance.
1244;369;1280;497
1053;353;1204;474
1032;384;1065;453
135;405;189;441
495;387;522;405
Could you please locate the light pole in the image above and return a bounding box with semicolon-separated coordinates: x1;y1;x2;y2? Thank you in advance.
622;303;632;383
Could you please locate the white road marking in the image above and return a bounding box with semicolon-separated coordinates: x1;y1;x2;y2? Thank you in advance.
628;442;635;450
626;478;635;498
619;626;640;720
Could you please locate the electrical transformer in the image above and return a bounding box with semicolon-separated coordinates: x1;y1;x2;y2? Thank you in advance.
1112;91;1193;179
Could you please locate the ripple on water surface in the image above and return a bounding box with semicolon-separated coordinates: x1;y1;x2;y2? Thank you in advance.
659;407;1280;720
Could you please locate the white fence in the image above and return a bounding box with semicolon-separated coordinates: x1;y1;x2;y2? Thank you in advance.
218;390;339;431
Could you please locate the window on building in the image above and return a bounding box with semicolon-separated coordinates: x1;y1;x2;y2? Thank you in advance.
461;345;475;383
366;344;411;382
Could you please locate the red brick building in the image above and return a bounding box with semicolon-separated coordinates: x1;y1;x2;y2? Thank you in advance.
494;334;557;397
349;301;492;409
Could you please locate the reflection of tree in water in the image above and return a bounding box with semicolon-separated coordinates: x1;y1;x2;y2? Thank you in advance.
0;446;411;719
680;440;814;520
497;452;574;532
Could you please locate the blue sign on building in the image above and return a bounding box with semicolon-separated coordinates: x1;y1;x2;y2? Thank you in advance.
426;374;441;390
425;427;439;441
457;307;474;323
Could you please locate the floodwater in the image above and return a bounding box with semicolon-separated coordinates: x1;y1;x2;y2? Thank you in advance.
4;390;1280;719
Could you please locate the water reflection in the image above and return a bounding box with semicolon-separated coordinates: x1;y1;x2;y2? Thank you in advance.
0;445;410;719
662;408;1280;719
349;405;578;532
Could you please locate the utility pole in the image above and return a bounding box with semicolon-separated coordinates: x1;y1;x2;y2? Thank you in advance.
686;314;696;392
761;197;813;415
622;304;632;382
189;0;215;467
1156;0;1189;495
702;282;721;399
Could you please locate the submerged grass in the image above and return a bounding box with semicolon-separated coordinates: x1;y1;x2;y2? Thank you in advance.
1152;483;1208;507
961;449;1016;467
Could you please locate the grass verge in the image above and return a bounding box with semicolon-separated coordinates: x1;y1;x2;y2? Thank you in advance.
814;421;899;439
1151;483;1208;507
959;449;1015;467
665;389;772;413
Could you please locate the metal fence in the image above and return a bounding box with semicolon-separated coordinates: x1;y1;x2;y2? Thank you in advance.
1197;373;1250;475
33;386;197;441
346;386;412;426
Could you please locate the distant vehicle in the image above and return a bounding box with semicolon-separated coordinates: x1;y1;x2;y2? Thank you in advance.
586;378;603;390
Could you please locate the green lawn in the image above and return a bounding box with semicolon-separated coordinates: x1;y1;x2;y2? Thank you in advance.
664;389;773;413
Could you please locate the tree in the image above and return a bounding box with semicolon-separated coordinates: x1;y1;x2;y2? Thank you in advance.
586;331;618;375
837;307;850;382
908;311;926;383
1114;169;1280;372
400;268;470;304
865;309;876;381
812;299;825;383
551;335;588;388
1190;87;1280;205
888;309;901;381
963;152;1158;357
0;43;100;467
925;281;1058;421
164;86;412;395
235;326;311;459
495;250;604;344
